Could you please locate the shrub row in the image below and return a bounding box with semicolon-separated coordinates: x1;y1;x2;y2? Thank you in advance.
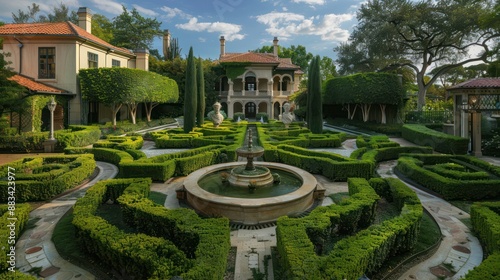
0;204;31;272
73;178;230;280
425;163;490;181
93;135;144;150
465;202;500;279
395;155;500;200
401;124;468;154
0;271;37;279
0;126;100;152
356;135;399;149
276;177;422;279
0;155;96;202
73;178;192;279
361;146;434;163
276;145;373;180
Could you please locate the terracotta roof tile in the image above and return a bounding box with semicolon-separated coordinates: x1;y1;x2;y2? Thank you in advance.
219;51;301;72
0;22;133;55
449;78;500;90
8;75;69;94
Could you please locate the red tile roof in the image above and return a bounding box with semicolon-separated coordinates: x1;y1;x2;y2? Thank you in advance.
8;75;72;95
220;52;301;71
449;78;500;90
0;22;133;55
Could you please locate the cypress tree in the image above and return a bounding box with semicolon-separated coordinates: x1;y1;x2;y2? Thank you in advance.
196;58;205;127
306;57;315;128
308;55;323;134
183;47;197;132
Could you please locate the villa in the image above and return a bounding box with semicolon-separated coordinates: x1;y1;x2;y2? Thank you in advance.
215;36;303;120
0;7;149;131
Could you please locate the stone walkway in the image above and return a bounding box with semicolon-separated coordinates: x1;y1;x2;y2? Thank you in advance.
15;162;118;280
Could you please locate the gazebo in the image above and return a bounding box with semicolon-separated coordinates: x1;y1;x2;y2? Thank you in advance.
448;78;500;156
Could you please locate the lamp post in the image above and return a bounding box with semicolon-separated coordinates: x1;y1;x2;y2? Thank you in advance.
47;97;57;140
458;95;482;156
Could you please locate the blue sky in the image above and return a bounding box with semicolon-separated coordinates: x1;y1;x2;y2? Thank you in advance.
0;0;366;60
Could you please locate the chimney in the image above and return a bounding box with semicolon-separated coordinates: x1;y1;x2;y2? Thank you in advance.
77;7;92;33
163;29;171;59
273;37;279;56
220;36;226;57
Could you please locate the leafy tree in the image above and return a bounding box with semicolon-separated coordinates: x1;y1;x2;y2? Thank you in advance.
183;47;197;132
112;6;162;50
319;56;337;81
307;56;322;133
142;72;178;122
487;60;500;77
254;44;313;72
91;14;114;43
150;57;187;104
80;68;173;125
335;0;500;110
12;3;40;23
197;58;206;127
0;53;27;117
12;3;77;23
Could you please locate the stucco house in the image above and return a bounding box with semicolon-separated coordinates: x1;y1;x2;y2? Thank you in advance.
216;36;303;120
0;7;149;131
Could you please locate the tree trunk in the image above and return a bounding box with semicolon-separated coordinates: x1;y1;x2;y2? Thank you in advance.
127;102;138;124
360;104;371;122
416;71;427;111
144;102;158;122
350;104;358;120
379;104;386;124
111;103;122;126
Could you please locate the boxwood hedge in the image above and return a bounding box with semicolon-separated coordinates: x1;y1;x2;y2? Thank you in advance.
73;178;230;280
276;177;422;279
0;204;31;272
0;155;96;202
401;124;468;154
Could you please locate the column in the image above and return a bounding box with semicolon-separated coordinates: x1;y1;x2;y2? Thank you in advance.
242;80;246;96
471;111;482;156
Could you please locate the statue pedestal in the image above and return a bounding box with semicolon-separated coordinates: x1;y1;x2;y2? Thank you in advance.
43;139;58;153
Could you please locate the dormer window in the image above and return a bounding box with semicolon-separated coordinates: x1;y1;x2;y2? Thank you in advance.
39;47;55;79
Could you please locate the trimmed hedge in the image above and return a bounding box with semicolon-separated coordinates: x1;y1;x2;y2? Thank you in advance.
0;271;37;279
396;154;500;200
276;145;373;180
361;146;434;163
466;202;500;279
0;204;31;272
276;177;422;279
93;135;144;150
401;124;468;154
0;155;96;202
55;125;101;148
73;178;230;280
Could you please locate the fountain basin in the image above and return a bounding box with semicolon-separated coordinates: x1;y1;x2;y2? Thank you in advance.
183;162;318;225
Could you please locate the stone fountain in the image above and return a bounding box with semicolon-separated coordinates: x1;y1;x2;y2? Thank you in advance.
228;129;273;188
182;127;320;225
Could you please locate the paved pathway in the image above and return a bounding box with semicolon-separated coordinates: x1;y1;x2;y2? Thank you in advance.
15;162;118;279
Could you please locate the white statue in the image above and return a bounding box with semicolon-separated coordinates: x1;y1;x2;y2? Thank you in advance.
281;102;295;128
208;102;224;128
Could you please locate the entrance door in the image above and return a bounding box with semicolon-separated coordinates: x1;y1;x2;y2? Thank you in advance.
245;102;256;119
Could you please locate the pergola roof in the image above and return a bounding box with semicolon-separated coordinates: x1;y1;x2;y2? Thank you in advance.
448;78;500;91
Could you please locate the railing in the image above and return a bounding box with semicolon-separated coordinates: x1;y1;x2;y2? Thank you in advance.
405;110;453;124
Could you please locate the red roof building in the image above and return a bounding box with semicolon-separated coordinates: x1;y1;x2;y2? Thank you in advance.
216;36;303;120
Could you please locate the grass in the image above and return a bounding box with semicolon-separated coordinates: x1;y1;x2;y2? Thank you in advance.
148;191;167;205
329;192;349;204
95;203;137;233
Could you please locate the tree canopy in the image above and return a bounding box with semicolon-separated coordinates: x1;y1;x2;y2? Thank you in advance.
111;6;163;50
79;68;178;125
335;0;500;110
0;53;27;117
12;3;77;23
183;47;197;133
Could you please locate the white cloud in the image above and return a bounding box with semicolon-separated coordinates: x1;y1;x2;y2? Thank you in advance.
292;0;326;5
199;37;207;42
89;0;123;15
132;4;158;17
255;12;354;42
176;17;245;41
160;6;191;20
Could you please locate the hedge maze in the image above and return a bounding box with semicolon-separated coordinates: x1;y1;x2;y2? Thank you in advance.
3;119;499;278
